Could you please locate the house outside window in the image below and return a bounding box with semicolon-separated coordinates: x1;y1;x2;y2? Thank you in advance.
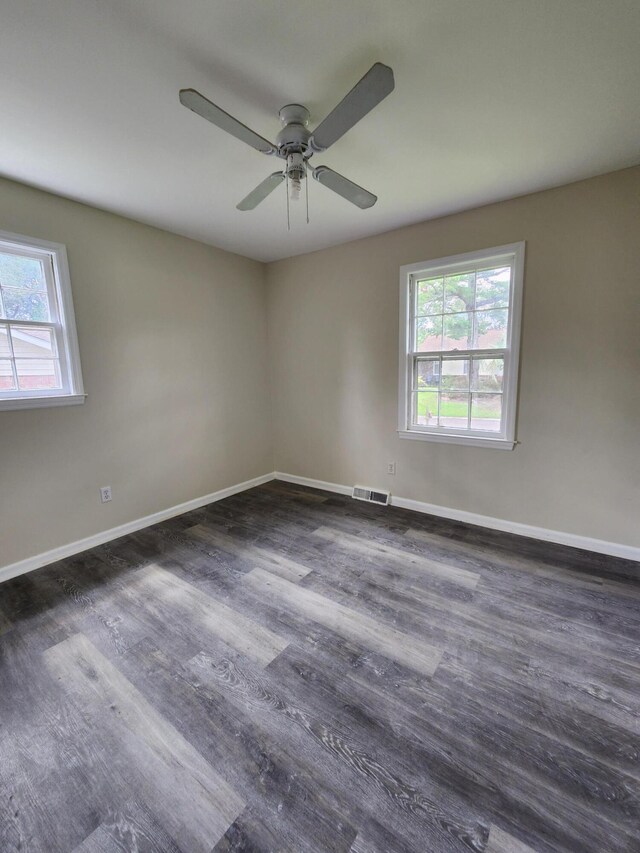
398;242;524;449
0;230;85;411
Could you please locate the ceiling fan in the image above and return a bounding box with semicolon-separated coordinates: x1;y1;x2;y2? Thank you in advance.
179;62;394;216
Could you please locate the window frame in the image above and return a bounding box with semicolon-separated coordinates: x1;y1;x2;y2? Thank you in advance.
0;229;85;411
398;242;525;450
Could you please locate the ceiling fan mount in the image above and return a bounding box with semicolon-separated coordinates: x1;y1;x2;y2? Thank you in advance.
278;103;310;128
179;63;395;215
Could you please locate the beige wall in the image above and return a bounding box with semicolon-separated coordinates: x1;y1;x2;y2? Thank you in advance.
267;166;640;548
2;166;638;570
0;177;272;567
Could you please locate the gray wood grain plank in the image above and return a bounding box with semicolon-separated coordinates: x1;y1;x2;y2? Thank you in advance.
306;547;640;687
405;525;639;594
119;563;288;666
44;633;244;853
442;646;640;780
271;640;640;852
187;650;488;852
0;604;12;635
313;525;480;588
0;626;115;853
121;637;358;853
487;824;538;852
213;804;347;853
242;567;443;677
264;643;496;839
187;523;313;581
72;801;181;852
349;819;419;853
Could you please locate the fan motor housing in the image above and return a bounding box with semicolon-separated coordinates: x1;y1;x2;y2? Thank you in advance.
276;104;312;157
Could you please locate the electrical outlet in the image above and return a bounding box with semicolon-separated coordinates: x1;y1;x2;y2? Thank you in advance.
100;486;112;503
387;462;396;475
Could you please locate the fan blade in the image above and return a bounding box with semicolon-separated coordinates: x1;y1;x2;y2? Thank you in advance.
179;89;276;155
312;166;377;209
309;63;394;152
237;172;285;210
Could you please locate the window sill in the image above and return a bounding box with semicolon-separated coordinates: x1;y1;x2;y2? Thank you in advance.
398;429;516;450
0;393;87;412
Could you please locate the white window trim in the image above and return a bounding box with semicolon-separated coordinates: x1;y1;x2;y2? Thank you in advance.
398;242;525;450
0;229;86;411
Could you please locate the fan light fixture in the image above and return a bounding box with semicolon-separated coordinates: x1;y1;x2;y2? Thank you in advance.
282;145;308;228
179;62;395;230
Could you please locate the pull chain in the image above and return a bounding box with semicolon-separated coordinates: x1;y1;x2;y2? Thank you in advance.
285;171;291;231
305;164;309;224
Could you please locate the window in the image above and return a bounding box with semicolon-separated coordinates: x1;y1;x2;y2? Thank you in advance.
398;242;524;449
0;230;85;411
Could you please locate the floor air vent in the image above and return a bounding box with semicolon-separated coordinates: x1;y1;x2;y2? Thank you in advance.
352;485;390;506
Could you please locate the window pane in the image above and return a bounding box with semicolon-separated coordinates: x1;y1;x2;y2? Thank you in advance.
415;390;438;425
10;325;55;358
444;272;475;313
416;277;443;316
475;266;510;310
439;392;469;428
443;312;472;350
471;393;502;431
16;359;61;390
1;288;51;321
474;308;508;348
0;326;11;358
416;359;440;389
0;252;46;291
471;357;504;392
0;359;15;389
415;315;442;351
441;358;469;390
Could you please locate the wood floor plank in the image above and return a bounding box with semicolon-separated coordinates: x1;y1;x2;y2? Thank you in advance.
429;670;640;839
405;525;639;593
242;567;443;677
0;604;12;635
442;646;640;781
523;653;640;735
270;639;639;852
349;819;419;853
43;565;152;658
261;480;330;503
305;548;640;684
213;804;346;853
402;510;638;580
0;625;121;853
72;801;181;853
487;824;538;852
120;563;289;666
187;523;313;581
121;637;358;853
313;525;480;588
44;633;244;853
187;650;488;852
265;643;497;834
296;553;640;726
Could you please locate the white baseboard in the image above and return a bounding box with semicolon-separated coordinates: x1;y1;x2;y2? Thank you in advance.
274;472;640;563
0;473;274;585
273;471;353;497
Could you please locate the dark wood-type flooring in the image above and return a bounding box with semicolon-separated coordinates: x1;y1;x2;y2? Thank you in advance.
1;481;639;852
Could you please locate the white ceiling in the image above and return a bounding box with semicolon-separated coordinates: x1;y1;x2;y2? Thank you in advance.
1;0;639;262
